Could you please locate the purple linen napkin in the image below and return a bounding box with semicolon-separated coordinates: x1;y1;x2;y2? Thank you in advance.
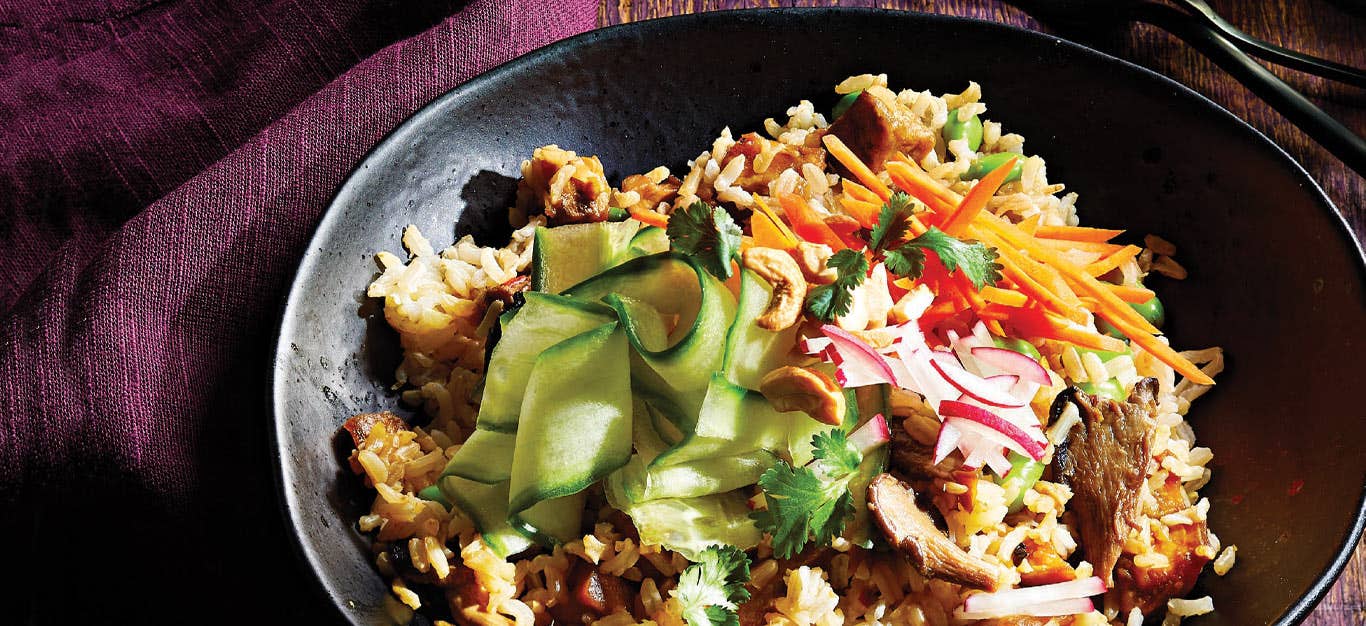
0;0;596;621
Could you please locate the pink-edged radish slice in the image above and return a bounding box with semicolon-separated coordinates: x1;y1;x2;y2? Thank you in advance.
956;598;1095;620
821;324;901;388
970;346;1051;386
939;401;1046;460
933;421;962;465
930;358;1028;408
985;374;1020;391
962;577;1106;615
800;337;832;355
848;413;891;455
899;349;960;412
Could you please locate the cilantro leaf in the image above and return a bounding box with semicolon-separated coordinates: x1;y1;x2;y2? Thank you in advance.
672;545;752;626
883;227;1003;289
667;201;743;279
811;429;862;477
867;192;916;253
803;248;868;322
751;429;864;559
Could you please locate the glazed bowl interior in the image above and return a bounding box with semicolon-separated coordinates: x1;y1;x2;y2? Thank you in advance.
273;9;1366;625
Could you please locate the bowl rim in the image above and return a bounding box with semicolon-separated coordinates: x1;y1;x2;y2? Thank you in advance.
268;7;1366;625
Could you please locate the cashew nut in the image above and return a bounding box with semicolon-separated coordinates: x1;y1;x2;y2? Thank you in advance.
793;242;836;285
759;366;846;426
741;247;808;331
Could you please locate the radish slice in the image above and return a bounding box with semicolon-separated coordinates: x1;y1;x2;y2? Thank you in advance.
800;337;832;355
962;577;1106;615
930;358;1028;408
822;325;901;388
970;346;1051;386
848;413;891;455
956;598;1095;620
933;422;962;465
985;374;1020;391
940;401;1046;460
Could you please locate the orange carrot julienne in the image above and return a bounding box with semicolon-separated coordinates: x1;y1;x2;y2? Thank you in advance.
941;156;1017;236
839;197;882;229
1084;244;1143;278
984;318;1007;336
885;160;958;214
1019;213;1046;236
991;248;1085;323
842;180;883;205
1034;225;1125;243
753;196;799;243
1106;283;1156;304
976;214;1161;336
751;208;796;250
1041;312;1129;353
628;204;669;228
1036;238;1128;255
1102;311;1214;385
980;285;1029;307
822;134;891;200
778;192;846;250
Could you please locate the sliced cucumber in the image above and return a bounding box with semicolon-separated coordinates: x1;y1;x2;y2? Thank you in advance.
569;253;736;429
617;449;776;502
440;428;516;484
439;476;533;558
531;221;640;294
478;292;615;432
722;268;802;390
623;226;669;260
508;322;634;515
604;475;762;561
845;384;892;548
509;491;586;547
654;373;822;468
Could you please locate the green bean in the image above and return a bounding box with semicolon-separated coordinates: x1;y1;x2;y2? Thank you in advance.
943;108;983;152
832;90;862;120
964;152;1024;182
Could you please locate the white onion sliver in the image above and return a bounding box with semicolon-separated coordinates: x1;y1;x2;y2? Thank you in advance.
963;576;1107;614
957;597;1095;620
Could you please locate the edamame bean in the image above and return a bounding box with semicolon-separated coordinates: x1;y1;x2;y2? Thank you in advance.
943;108;984;152
833;90;862;119
1078;378;1126;402
1097;294;1164;338
992;335;1043;361
607;207;630;222
964;152;1024;182
1000;453;1045;513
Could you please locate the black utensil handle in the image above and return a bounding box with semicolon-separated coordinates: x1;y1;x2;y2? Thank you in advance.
1176;0;1366;88
1140;4;1366;178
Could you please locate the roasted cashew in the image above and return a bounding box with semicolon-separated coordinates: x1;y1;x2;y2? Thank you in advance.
793;242;836;285
759;366;846;426
741;247;808;331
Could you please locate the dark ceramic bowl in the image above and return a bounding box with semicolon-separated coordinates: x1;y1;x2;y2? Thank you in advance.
271;8;1366;625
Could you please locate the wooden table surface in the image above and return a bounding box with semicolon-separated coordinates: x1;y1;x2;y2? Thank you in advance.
597;2;1366;623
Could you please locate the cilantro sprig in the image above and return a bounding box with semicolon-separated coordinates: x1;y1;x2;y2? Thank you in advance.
869;193;1003;289
750;429;865;559
667;201;743;280
804;248;867;321
672;544;752;626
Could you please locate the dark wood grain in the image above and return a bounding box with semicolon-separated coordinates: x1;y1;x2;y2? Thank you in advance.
597;2;1365;623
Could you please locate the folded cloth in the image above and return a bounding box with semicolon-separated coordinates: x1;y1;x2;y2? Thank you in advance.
0;0;595;621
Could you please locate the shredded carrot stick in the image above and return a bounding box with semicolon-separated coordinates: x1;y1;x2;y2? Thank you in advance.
842;180;883;204
839;197;882;229
1019;213;1046;236
990;245;1086;323
1105;283;1156;304
1102;311;1215;385
751;208;796;250
1034;225;1125;243
822;134;891;200
975;227;1085;316
628;204;668;228
941;156;1017;236
980;286;1029;307
984;318;1007;336
976;214;1161;336
778;192;846;250
1084;244;1143;278
1036;238;1128;255
753;196;799;243
1039;311;1130;353
885;160;957;214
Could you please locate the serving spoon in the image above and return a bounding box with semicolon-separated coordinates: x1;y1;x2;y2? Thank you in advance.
1012;0;1366;177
